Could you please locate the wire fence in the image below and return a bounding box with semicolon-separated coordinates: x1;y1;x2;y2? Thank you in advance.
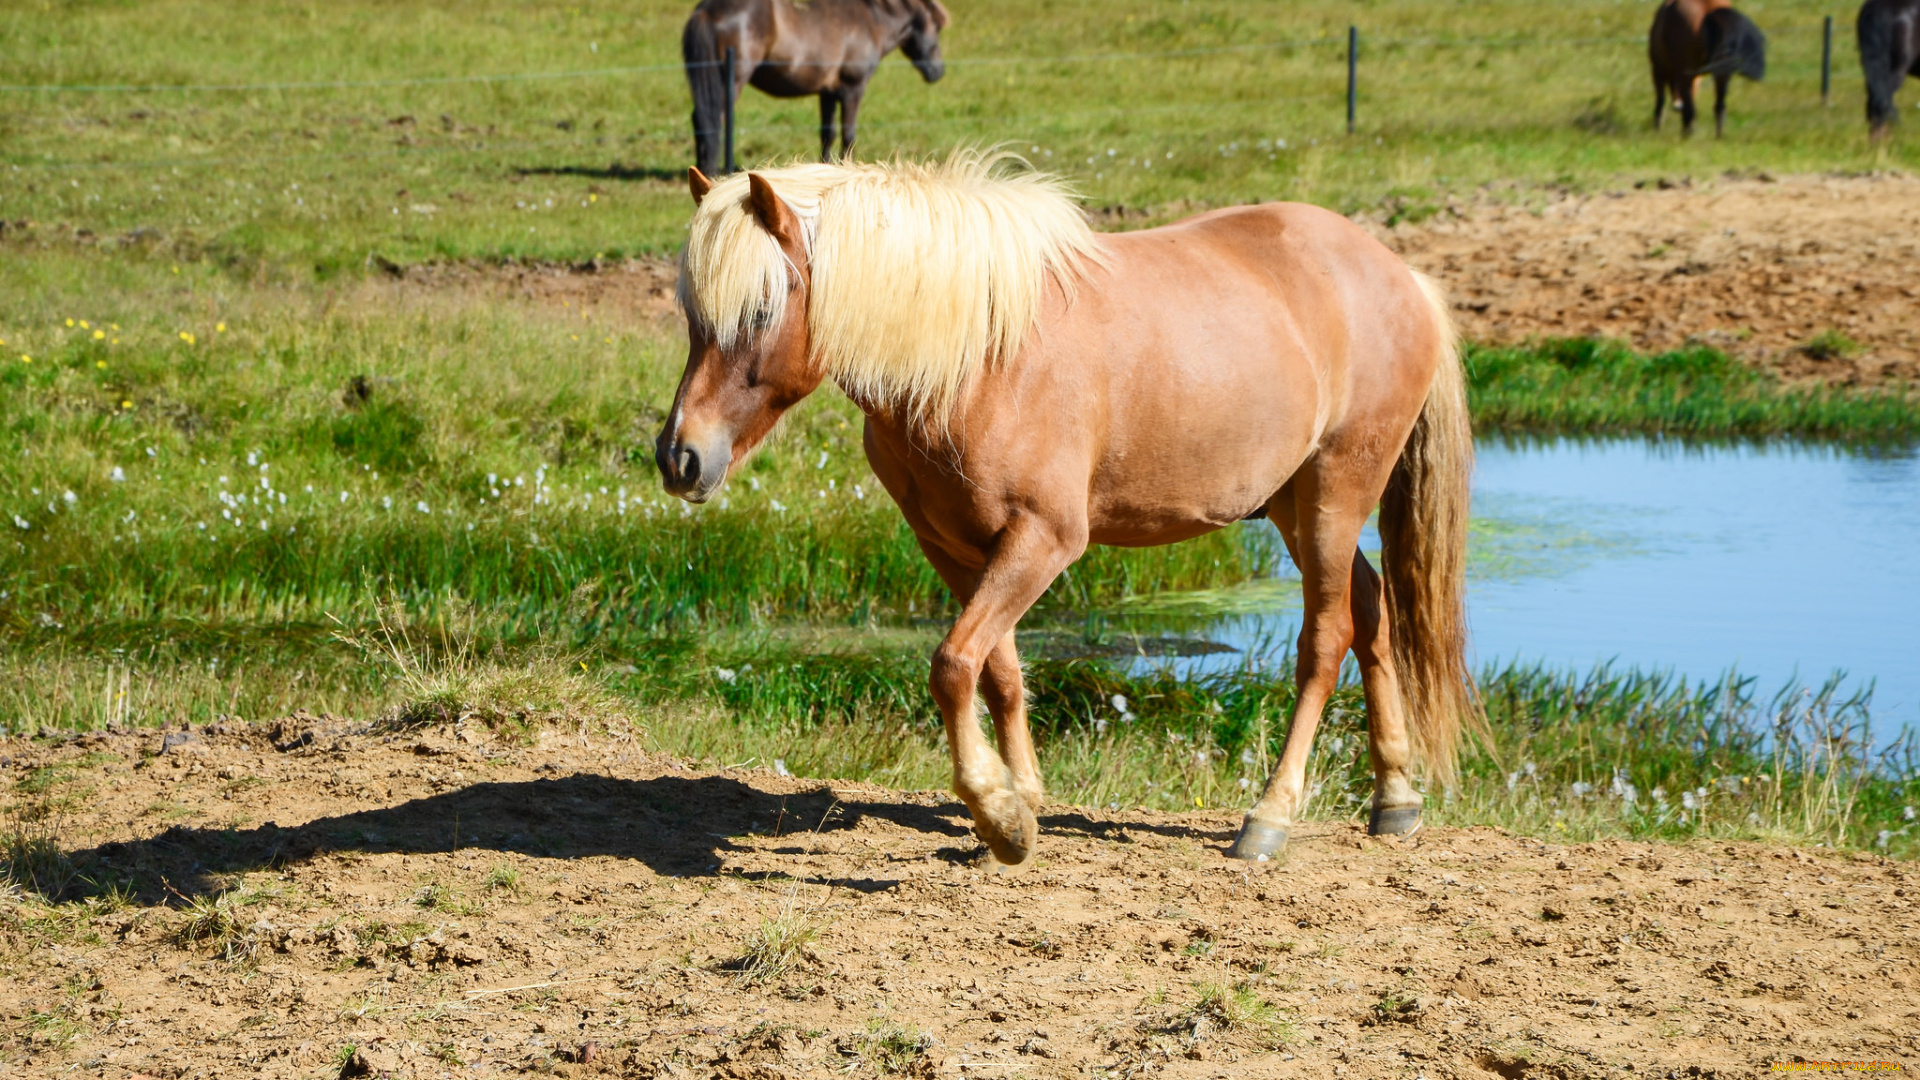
0;21;1855;173
0;32;1655;95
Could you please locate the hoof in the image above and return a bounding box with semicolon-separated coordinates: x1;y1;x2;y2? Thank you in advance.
1369;805;1423;837
974;802;1038;871
1225;817;1289;861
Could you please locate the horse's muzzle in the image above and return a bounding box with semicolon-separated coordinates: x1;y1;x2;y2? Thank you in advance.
915;59;945;83
655;430;731;503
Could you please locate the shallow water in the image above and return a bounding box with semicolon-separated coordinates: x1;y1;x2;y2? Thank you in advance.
1136;437;1920;743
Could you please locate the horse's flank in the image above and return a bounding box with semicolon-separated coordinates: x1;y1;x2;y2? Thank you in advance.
677;151;1107;421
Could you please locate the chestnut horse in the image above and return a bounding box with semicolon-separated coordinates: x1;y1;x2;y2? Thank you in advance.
683;0;950;176
1649;0;1768;137
1860;0;1920;139
655;154;1481;867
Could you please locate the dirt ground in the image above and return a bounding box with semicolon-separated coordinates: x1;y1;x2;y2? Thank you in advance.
1366;171;1920;388
427;171;1920;390
3;720;1916;1079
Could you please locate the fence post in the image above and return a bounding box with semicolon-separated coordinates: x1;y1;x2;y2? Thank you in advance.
1346;26;1358;135
723;46;737;174
1820;15;1833;106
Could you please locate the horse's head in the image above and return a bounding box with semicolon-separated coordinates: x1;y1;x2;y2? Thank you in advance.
898;0;949;83
657;168;824;503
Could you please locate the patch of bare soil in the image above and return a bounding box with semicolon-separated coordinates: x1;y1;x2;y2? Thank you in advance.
395;257;684;329
1367;172;1920;387
4;722;1917;1078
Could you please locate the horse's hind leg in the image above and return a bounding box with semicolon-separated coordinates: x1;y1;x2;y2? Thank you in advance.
1347;551;1422;835
818;93;839;162
1679;78;1698;136
1652;74;1666;129
839;86;865;160
1713;73;1730;137
1229;468;1379;860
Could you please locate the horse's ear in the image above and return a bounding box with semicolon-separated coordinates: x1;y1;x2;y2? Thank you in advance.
688;166;714;205
746;173;803;252
924;0;951;29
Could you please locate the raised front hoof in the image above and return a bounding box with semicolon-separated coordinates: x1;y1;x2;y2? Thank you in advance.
974;805;1039;873
1369;805;1423;837
1225;818;1289;861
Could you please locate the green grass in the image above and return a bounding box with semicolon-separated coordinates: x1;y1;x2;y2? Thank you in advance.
1466;339;1920;442
1;0;1913;271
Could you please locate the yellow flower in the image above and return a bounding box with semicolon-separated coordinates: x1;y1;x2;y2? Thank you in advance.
571;334;579;341
171;266;179;274
111;323;120;331
79;320;89;329
179;331;196;345
121;400;133;410
216;322;226;333
589;193;597;203
65;318;74;328
95;360;107;369
92;329;105;340
19;354;28;364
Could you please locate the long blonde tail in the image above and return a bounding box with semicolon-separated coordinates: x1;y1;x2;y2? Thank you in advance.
1377;272;1485;786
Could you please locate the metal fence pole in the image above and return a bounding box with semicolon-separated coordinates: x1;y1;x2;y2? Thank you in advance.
1820;15;1833;106
1346;26;1358;135
723;46;737;174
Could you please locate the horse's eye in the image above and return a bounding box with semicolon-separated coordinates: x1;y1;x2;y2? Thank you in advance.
750;307;776;332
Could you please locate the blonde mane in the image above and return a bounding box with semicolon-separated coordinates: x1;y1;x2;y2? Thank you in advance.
678;151;1106;420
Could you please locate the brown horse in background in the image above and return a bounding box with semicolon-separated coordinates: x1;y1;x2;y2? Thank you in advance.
656;155;1482;868
683;0;950;175
1650;0;1768;136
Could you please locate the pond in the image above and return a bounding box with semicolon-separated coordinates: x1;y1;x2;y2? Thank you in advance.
1126;437;1920;744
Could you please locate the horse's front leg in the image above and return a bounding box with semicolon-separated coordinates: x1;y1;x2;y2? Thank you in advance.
1712;73;1730;137
838;85;865;160
817;93;839;162
980;632;1042;814
923;519;1082;868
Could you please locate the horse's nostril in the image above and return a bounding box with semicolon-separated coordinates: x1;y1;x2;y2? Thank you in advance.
676;445;701;484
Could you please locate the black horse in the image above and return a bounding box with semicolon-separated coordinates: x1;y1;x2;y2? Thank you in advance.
682;0;950;175
1649;0;1767;137
1860;0;1920;138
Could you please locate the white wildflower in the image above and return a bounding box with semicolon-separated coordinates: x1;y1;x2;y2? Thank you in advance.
11;515;26;530
108;466;125;482
773;759;791;777
1570;781;1593;799
415;501;429;514
714;667;737;684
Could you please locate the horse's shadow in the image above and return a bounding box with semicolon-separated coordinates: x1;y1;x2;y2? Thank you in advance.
73;773;1232;901
514;163;684;183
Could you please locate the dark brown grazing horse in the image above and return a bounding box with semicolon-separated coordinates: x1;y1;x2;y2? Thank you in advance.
1649;0;1767;136
1860;0;1920;138
682;0;950;175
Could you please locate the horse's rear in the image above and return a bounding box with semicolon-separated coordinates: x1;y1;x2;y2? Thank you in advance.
1061;206;1476;858
1859;0;1920;138
1649;0;1764;136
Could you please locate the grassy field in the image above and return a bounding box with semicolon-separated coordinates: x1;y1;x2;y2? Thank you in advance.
2;0;1915;269
3;0;1918;871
